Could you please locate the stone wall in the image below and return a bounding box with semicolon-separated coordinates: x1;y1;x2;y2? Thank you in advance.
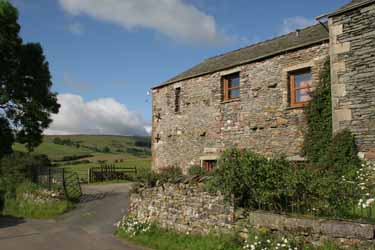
329;2;375;161
129;184;375;245
129;184;235;234
239;211;375;245
152;43;329;172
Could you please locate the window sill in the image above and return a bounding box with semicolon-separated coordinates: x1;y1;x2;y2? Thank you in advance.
285;105;306;110
221;98;240;104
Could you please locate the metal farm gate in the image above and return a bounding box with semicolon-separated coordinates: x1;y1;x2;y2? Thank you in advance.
33;166;82;201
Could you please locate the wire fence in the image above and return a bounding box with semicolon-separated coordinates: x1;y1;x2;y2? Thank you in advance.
245;188;375;224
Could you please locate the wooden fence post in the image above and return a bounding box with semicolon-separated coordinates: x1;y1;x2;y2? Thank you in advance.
87;168;91;184
48;167;52;190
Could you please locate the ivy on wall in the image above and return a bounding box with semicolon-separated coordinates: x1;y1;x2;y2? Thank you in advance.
303;58;333;165
303;58;360;167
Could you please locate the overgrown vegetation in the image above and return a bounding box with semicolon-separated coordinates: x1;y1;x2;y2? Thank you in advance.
188;165;208;176
117;216;242;250
0;153;70;218
132;166;183;192
3;182;71;219
116;216;350;250
205;148;368;221
0;152;50;209
303;58;361;168
303;59;332;165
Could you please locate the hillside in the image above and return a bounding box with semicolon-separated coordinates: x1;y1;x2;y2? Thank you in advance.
13;135;151;162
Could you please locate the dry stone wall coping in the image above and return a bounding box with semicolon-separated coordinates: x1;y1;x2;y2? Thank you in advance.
244;211;375;241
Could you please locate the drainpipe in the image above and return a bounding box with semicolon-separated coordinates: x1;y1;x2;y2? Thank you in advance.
316;14;329;33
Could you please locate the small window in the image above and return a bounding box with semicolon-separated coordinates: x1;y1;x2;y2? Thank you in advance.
174;87;181;113
222;72;240;101
289;68;312;107
202;160;217;172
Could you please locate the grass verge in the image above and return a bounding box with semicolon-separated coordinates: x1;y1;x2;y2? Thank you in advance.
1;182;73;219
117;222;355;250
3;198;72;219
117;225;242;250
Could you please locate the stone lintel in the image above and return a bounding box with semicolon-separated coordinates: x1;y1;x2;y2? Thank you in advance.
220;67;241;76
173;82;182;89
200;155;219;161
283;61;314;73
204;147;219;154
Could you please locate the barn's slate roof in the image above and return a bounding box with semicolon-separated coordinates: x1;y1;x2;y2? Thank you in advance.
327;0;375;17
153;23;329;89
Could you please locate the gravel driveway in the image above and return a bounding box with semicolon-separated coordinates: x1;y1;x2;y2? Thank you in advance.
0;183;146;250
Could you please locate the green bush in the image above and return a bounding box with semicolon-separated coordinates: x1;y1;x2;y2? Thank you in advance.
157;166;183;184
207;148;361;219
326;129;361;170
0;152;51;212
206;149;306;209
134;166;183;190
135;168;158;188
3;182;70;219
188;165;207;176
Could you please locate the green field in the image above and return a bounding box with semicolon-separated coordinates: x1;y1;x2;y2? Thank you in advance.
13;142;93;161
63;159;152;182
13;135;151;161
13;135;152;182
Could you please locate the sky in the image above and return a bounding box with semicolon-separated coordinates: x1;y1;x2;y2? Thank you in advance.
10;0;349;136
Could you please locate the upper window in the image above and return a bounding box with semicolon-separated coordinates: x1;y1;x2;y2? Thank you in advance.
174;87;181;113
222;72;240;101
289;68;312;107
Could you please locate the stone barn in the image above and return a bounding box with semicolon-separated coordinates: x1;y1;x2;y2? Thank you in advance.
151;0;375;173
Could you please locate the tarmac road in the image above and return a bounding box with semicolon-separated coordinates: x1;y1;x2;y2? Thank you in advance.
0;183;146;250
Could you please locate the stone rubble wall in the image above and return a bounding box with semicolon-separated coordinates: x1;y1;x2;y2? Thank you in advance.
128;183;235;234
152;43;329;173
329;2;375;161
129;184;375;245
239;211;375;245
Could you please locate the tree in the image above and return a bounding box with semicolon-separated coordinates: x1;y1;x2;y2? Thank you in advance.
53;137;63;145
0;1;60;156
0;118;14;159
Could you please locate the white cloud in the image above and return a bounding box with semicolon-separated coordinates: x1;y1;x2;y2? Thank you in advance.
45;94;150;136
67;21;85;35
280;16;315;35
144;126;152;135
58;0;226;44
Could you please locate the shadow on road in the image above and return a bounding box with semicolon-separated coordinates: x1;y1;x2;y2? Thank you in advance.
79;192;107;203
0;216;26;229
